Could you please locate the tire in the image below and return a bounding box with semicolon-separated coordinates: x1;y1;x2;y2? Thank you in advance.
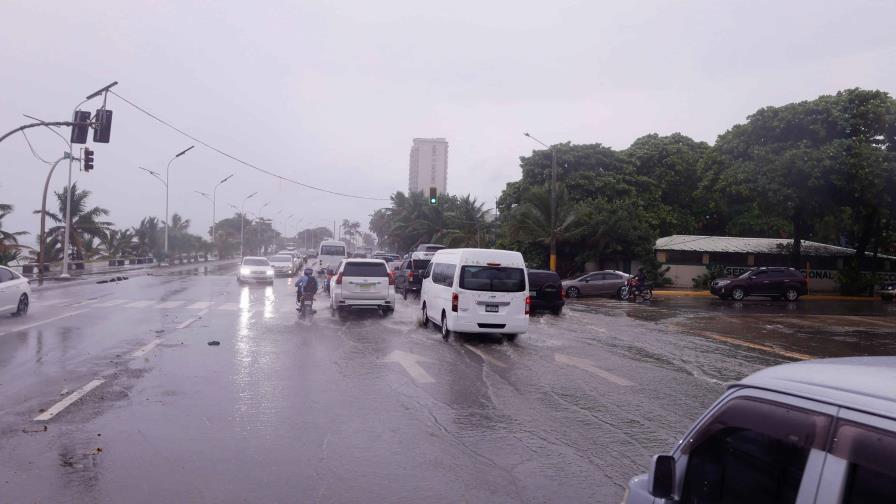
402;286;408;301
440;312;450;341
566;287;580;298
550;306;563;316
784;287;800;302
336;307;348;321
731;287;746;301
14;294;28;316
382;307;394;317
616;287;625;300
421;303;430;328
640;288;653;301
506;334;518;342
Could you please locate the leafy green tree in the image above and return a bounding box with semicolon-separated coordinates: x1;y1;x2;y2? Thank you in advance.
37;183;113;261
100;229;135;258
0;203;29;263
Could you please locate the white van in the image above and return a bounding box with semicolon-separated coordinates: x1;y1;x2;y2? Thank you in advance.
316;240;347;273
420;248;529;340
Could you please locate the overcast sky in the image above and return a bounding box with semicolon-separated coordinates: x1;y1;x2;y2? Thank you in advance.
3;0;894;246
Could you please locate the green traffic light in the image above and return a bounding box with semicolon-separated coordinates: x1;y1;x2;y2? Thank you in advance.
430;197;437;205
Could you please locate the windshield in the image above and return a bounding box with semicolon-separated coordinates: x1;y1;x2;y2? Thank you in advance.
269;256;291;262
459;266;526;292
242;258;269;266
343;262;388;277
320;245;346;256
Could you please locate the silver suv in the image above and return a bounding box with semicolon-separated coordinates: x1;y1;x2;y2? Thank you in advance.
625;357;896;503
329;259;395;318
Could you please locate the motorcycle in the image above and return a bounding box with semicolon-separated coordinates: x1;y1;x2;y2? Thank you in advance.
620;277;653;302
297;292;315;320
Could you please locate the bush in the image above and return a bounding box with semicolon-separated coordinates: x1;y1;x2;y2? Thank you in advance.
640;255;672;286
692;264;726;289
836;266;875;296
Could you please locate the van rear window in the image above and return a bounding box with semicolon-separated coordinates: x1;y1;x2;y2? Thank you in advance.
320;245;346;256
412;259;430;270
343;262;388;277
459;266;526;292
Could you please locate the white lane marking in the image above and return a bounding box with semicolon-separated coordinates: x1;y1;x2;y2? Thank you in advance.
187;301;213;310
67;298;99;307
218;302;240;310
94;299;127;307
0;309;89;337
155;301;185;309
554;353;634;386
35;299;69;307
34;379;104;421
125;300;156;308
463;344;507;368
130;339;163;357
176;309;209;329
384;350;435;383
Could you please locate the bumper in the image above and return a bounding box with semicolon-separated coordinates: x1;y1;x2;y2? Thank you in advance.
240;274;274;283
271;267;293;275
530;299;564;311
450;315;529;335
335;297;395;309
710;285;728;296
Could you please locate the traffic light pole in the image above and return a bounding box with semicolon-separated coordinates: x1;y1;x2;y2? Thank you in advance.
38;153;70;285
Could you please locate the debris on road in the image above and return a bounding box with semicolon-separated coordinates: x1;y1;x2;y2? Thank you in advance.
207;340;221;346
22;425;47;433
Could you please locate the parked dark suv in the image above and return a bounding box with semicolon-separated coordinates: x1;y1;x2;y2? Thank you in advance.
710;267;808;301
394;256;431;299
527;269;565;315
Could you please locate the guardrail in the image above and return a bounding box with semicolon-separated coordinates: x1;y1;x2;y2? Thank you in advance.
12;254;221;278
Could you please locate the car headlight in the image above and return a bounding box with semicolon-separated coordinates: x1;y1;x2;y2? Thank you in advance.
266;270;274;275
240;267;250;275
715;280;730;286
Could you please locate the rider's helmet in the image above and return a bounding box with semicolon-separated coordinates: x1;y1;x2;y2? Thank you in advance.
304;268;313;276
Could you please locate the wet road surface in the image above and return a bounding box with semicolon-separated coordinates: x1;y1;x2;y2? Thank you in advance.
1;265;893;503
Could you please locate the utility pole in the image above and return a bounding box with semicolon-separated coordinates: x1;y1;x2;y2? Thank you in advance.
37;153;70;285
524;132;558;272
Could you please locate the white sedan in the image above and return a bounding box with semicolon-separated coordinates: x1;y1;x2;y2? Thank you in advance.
0;265;31;316
237;256;275;284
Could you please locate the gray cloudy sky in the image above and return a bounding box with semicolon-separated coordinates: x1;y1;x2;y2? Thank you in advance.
3;0;894;245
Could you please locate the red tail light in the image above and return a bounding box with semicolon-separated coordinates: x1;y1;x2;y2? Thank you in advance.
525;296;531;315
560;288;565;300
451;292;459;312
407;271;414;280
335;273;343;285
388;272;395;285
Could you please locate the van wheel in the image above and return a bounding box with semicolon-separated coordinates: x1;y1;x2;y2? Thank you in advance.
566;287;580;298
421;303;430;328
550;306;563;316
402;287;408;301
784;287;800;302
440;312;450;341
731;287;746;301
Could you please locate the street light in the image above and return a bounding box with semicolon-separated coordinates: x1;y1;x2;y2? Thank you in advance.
163;145;195;262
235;192;257;257
194;190;214;238
524;132;558;272
255;201;271;255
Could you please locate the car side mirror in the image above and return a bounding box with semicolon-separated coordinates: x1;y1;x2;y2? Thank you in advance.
648;454;676;499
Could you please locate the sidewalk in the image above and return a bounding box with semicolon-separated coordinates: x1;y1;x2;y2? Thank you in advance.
653;289;878;302
31;259;240;292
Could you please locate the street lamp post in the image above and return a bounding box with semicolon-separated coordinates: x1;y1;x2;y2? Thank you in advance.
256;201;270;255
194;191;214;238
235;192;258;257
138;166;168;263
524;132;558;272
164;145;195;262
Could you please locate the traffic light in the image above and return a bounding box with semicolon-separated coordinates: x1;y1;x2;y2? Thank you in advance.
82;148;94;172
93;109;113;143
429;187;437;205
70;110;91;144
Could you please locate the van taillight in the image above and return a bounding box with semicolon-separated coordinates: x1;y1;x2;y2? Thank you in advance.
388;272;395;285
525;296;531;315
407;271;414;280
335;273;343;285
559;288;565;300
451;292;459;312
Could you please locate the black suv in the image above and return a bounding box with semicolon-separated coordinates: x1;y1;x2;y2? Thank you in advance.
527;269;565;315
395;257;431;299
710;267;808;301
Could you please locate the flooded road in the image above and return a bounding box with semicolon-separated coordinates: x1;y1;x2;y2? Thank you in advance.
0;266;892;502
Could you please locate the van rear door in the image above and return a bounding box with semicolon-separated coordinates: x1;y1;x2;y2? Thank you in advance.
457;265;527;315
341;262;390;300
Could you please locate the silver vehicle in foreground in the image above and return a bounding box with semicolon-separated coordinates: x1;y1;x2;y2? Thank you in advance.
562;270;630;299
236;256;274;284
624;356;896;503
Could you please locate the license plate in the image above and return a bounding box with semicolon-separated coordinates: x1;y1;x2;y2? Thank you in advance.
485;305;498;313
359;284;371;291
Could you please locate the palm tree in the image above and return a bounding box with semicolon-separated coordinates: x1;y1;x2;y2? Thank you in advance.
133;217;161;258
507;186;579;266
38;183;112;261
0;204;29;257
438;195;489;247
100;229;135;258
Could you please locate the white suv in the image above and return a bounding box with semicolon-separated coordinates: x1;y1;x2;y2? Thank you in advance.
329;259;395;318
625;356;896;503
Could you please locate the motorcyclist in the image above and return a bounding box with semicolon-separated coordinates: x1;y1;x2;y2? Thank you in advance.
632;267;648;294
294;268;319;308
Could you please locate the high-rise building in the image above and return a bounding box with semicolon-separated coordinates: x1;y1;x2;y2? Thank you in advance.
408;138;448;195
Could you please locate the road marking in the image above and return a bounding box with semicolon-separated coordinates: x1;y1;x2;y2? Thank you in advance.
155;301;185;309
34;379;104;421
176;309;209;329
35;298;69;307
384;350;435;383
463;344;507;367
0;309;89;337
130;339;163;357
125;300;156;308
187;301;214;310
67;298;99;307
94;299;127;307
691;330;813;361
554;353;634;386
218;302;240;310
